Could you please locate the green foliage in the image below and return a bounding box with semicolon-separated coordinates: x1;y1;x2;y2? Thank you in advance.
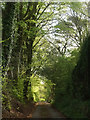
30;74;53;102
12;78;24;102
72;35;90;100
41;46;89;118
54;2;88;50
2;75;24;104
53;96;88;118
2;3;16;67
55;21;74;33
41;55;76;90
69;2;82;13
2;77;12;111
2;93;12;111
2;2;89;119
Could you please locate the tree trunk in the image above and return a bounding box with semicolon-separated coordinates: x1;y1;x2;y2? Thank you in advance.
2;2;15;72
23;2;38;100
9;3;23;86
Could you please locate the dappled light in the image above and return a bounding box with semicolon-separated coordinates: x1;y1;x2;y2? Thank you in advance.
31;75;54;102
1;1;89;119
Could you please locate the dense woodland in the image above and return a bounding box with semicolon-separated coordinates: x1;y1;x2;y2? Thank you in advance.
1;1;90;119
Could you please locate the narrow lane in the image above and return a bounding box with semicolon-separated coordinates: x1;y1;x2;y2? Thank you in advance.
32;102;66;118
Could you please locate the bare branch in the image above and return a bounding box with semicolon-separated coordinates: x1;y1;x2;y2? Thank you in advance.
37;4;42;16
33;34;45;49
37;2;51;20
23;3;31;18
39;41;46;47
36;22;54;36
37;12;53;28
47;40;62;55
24;2;38;21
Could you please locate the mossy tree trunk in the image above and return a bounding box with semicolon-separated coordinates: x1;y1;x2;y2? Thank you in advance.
23;2;38;100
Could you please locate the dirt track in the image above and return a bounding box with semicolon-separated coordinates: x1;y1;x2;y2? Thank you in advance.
32;102;66;118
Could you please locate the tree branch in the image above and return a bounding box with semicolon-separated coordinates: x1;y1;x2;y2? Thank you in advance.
24;2;38;21
37;12;53;28
37;2;51;20
33;34;45;49
23;3;31;18
37;4;42;16
47;40;62;55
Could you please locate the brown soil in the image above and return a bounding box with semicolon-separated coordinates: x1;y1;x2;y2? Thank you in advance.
2;101;66;119
2;99;36;118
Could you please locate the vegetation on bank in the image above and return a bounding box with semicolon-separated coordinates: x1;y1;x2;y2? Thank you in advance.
1;1;89;118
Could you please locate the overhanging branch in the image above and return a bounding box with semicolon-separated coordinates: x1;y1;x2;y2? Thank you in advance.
37;2;51;20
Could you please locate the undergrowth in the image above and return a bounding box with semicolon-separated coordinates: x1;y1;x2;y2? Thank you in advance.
53;95;89;119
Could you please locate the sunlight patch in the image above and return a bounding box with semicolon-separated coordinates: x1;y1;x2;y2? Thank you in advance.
40;81;44;85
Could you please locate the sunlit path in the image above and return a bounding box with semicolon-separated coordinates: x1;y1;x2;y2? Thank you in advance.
32;102;66;118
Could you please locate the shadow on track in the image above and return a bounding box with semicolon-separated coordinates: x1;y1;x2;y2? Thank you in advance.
32;102;66;119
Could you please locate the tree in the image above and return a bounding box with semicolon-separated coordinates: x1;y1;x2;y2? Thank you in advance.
23;2;38;100
53;2;88;55
2;2;54;100
72;34;90;100
2;2;15;72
